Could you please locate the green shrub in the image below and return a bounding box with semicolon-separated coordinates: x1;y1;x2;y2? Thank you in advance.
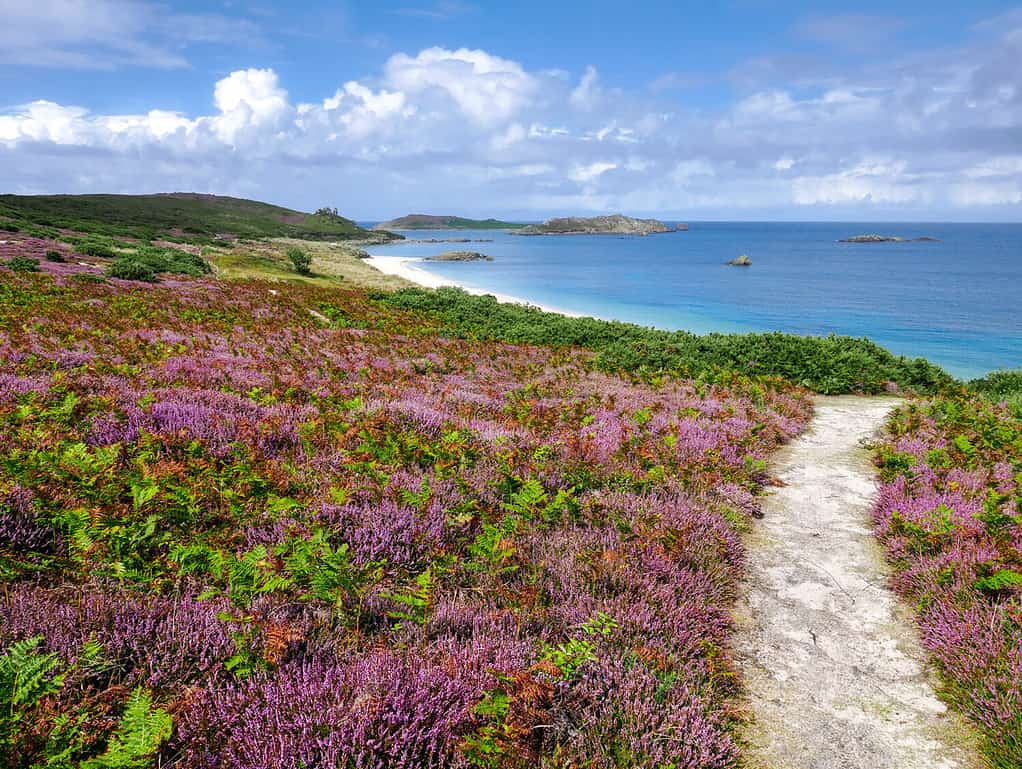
45;249;66;262
72;273;107;284
286;246;313;275
0;222;19;232
7;256;40;272
379;287;957;395
106;259;158;282
130;244;211;277
970;369;1022;415
75;240;117;258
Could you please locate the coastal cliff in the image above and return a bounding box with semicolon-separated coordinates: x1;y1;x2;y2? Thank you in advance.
517;213;671;236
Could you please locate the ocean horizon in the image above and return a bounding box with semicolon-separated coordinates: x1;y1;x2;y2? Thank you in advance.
365;221;1022;380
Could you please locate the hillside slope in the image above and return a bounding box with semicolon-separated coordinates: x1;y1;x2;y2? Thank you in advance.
373;213;526;230
0;193;396;243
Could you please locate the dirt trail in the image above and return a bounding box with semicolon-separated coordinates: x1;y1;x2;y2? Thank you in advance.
735;395;984;769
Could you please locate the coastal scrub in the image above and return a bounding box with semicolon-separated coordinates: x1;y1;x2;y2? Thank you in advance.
0;266;811;767
874;395;1022;767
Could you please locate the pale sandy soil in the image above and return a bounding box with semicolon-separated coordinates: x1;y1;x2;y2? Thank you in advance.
735;396;986;769
364;255;590;317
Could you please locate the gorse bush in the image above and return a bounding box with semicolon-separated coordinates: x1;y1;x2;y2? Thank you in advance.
75;239;118;258
286;245;312;275
970;369;1022;415
45;249;66;263
6;256;39;272
380;287;957;395
104;245;211;282
106;259;159;282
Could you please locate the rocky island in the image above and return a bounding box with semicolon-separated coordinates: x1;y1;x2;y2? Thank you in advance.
373;214;525;231
423;251;493;262
839;234;941;243
517;213;671;236
727;254;752;266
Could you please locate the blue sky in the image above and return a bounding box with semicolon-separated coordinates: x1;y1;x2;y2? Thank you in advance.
2;1;1022;220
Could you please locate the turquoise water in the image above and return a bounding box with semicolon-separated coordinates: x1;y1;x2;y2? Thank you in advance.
364;222;1022;379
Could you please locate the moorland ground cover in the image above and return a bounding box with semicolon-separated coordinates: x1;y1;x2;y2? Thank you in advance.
0;253;811;767
1;202;1020;768
875;395;1022;768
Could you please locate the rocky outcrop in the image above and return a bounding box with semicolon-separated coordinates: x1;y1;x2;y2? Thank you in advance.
727;254;752;266
400;238;494;244
517;214;670;236
424;251;493;262
676;223;689;231
839;234;940;243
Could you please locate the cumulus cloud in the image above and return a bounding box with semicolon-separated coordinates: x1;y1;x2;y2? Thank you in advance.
2;21;1022;220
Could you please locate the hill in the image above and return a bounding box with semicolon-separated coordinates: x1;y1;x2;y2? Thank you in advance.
373;213;526;230
517;213;670;236
0;193;398;243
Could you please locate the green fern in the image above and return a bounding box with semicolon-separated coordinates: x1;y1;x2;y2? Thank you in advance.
81;688;172;769
974;569;1022;594
1;636;66;750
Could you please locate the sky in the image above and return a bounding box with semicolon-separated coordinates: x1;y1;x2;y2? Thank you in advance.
2;1;1022;221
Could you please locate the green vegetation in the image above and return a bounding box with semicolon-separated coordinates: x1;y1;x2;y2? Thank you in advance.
207;238;410;290
874;395;1022;767
379;287;956;394
6;256;40;272
0;193;396;244
45;249;66;263
374;214;527;230
285;245;313;275
969;369;1022;414
106;259;158;282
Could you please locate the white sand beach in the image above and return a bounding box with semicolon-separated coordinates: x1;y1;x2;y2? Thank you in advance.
364;255;589;318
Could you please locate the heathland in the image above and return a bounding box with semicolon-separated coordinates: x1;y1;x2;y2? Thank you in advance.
0;194;1019;769
373;214;526;231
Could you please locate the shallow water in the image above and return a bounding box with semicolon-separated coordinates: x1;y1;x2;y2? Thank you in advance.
365;222;1022;379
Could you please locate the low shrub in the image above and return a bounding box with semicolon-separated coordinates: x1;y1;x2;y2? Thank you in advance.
7;256;39;272
72;273;107;284
286;246;312;275
970;370;1022;414
106;259;158;282
75;239;118;258
0;222;20;232
131;245;211;277
45;250;66;263
379;287;957;395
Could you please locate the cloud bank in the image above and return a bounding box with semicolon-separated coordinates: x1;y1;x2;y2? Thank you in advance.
2;21;1022;219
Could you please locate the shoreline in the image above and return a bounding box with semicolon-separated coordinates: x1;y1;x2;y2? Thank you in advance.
364;255;592;319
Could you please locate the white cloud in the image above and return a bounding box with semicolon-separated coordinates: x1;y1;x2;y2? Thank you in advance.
570;66;602;110
2;20;1022;221
570;161;617;183
383;47;536;125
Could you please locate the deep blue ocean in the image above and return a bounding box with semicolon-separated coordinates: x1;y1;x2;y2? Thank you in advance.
364;222;1022;379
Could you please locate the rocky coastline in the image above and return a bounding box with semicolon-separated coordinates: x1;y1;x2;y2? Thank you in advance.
516;214;671;236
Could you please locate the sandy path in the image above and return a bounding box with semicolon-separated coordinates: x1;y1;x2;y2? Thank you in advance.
735;395;983;769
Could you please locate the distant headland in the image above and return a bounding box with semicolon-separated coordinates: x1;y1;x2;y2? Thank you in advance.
373;214;526;231
839;234;941;243
517;213;674;236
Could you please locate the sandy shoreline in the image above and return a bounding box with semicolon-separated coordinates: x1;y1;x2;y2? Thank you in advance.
364;255;590;318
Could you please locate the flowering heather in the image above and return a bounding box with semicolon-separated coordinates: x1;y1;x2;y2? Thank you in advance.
874;397;1022;767
0;265;811;767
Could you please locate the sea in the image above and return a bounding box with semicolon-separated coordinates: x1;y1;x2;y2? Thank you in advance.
363;222;1022;380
